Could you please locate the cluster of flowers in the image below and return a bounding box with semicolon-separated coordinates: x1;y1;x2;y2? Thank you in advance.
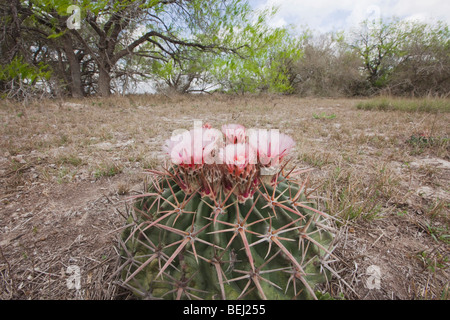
163;123;295;202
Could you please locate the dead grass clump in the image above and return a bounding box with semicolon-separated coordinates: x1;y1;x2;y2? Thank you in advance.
316;163;403;222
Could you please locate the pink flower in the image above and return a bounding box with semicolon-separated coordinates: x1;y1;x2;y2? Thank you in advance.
163;127;223;167
163;131;186;164
220;143;256;175
249;130;295;166
164;124;294;177
163;129;202;167
202;128;223;164
222;124;246;144
162;123;296;203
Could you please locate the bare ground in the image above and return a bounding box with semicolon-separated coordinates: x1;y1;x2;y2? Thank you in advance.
0;94;448;300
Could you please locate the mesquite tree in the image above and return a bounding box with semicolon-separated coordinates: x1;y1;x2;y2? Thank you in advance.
7;0;260;97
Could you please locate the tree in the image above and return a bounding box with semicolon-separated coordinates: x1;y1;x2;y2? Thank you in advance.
0;0;53;99
148;46;217;94
389;21;450;96
14;0;260;97
349;18;406;90
209;18;303;94
145;5;304;95
263;28;303;94
294;31;366;97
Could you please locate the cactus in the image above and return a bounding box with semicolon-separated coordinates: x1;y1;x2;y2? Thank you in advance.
118;124;335;300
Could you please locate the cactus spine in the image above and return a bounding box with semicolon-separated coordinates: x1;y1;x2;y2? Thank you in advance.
119;124;335;300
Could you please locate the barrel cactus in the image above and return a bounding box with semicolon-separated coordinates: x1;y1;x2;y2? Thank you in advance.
119;123;335;300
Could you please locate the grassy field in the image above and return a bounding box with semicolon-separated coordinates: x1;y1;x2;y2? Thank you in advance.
0;94;449;300
356;97;450;113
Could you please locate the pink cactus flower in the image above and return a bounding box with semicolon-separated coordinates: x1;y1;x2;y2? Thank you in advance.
202;128;223;164
164;127;224;167
221;124;246;144
163;123;295;203
163;129;202;167
220;143;257;177
249;130;295;166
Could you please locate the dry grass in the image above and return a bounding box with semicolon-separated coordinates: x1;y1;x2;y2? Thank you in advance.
356;97;450;113
0;93;449;300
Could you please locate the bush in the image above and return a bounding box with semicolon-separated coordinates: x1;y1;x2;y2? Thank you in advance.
0;56;52;100
293;32;367;97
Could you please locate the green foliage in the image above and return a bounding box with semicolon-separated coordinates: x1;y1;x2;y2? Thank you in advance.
211;24;303;94
313;112;337;120
388;20;450;95
0;56;51;84
348;18;450;94
7;1;450;97
146;3;303;94
350;18;406;88
149;48;215;93
0;56;52;99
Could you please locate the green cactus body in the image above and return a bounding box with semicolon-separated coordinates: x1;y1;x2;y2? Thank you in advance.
119;123;334;300
120;170;333;300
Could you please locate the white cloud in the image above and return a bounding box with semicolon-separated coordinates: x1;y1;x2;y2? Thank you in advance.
249;0;450;33
390;0;450;23
269;16;288;28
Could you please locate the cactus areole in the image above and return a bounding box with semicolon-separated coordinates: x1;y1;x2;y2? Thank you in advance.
120;123;334;300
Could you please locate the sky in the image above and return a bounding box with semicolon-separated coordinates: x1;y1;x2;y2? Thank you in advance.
248;0;450;33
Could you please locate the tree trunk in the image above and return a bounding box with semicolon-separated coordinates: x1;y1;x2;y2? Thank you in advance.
98;65;111;96
62;35;83;98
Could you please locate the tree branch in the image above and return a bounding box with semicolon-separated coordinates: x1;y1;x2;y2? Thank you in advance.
112;30;246;65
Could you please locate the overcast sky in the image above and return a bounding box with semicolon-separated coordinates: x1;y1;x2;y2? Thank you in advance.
248;0;450;33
